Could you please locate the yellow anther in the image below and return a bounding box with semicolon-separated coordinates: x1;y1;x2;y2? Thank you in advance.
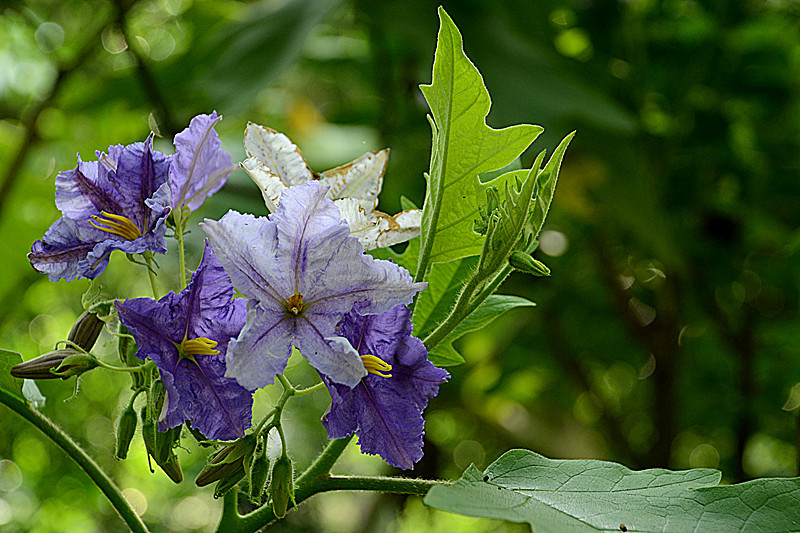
361;354;392;378
182;337;220;356
89;211;142;241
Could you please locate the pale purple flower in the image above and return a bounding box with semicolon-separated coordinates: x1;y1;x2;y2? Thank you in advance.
322;305;449;469
115;243;253;441
29;134;170;282
201;182;426;390
170;111;235;212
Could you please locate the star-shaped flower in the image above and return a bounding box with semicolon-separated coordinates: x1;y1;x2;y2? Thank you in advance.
29;134;171;282
115;243;253;441
170;111;236;213
322;304;449;469
201;182;426;390
240;122;421;250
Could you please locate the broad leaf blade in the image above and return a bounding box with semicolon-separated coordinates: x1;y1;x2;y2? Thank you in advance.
425;449;800;532
0;349;24;401
418;7;543;267
428;295;535;367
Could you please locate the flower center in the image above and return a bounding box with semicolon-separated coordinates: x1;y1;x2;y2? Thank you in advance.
89;211;142;241
284;292;304;316
180;337;220;358
360;354;392;378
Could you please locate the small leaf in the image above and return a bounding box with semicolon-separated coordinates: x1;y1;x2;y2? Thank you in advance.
425;449;800;532
427;295;535;367
526;132;575;244
0;349;24;401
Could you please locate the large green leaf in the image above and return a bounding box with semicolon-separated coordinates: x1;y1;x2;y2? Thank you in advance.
424;449;800;532
417;7;543;268
427;295;535;367
0;349;24;402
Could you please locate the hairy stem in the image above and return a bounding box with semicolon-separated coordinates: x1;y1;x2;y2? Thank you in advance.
0;388;149;533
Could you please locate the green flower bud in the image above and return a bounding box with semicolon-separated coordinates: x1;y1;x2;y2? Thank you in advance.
155;425;181;465
246;437;270;505
140;406;157;461
268;455;294;518
159;452;184;484
67;311;104;352
115;403;137;460
213;469;245;499
508;251;551;276
10;349;99;380
195;435;256;487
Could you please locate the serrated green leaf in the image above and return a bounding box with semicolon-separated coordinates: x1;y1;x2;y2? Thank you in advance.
527;132;575;243
424;449;800;533
417;7;544;268
0;349;24;401
428;295;535;367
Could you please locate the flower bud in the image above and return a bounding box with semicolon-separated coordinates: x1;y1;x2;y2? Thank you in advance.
246;437;270;505
67;311;104;352
268;455;294;518
115;403;137;460
195;435;256;487
10;349;99;380
508;251;551;276
159;453;184;484
141;405;183;483
213;469;245;499
155;425;181;465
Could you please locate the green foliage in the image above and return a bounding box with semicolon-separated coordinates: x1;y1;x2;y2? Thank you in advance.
0;349;24;401
425;449;800;532
427;295;535;366
417;7;544;270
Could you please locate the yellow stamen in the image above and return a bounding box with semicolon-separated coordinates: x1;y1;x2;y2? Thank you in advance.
182;337;220;356
89;211;142;241
284;292;304;316
361;354;392;378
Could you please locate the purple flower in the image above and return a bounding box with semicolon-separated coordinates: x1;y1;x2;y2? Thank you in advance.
322;305;449;469
201;182;426;390
170;112;235;212
115;243;253;441
29;134;171;282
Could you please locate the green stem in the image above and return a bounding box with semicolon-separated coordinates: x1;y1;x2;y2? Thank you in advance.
0;388;150;533
95;359;151;374
294;382;326;396
173;208;188;289
422;271;485;350
216;490;241;531
142;252;159;299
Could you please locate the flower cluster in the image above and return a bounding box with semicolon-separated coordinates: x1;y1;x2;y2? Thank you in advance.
29;116;447;470
29;112;233;282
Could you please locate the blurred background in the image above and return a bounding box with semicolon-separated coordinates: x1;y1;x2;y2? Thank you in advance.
2;0;800;531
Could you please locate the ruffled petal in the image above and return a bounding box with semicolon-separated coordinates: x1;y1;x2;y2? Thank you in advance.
225;301;294;390
170;112;234;211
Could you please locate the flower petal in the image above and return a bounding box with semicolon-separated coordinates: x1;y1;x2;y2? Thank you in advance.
170;112;234;211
